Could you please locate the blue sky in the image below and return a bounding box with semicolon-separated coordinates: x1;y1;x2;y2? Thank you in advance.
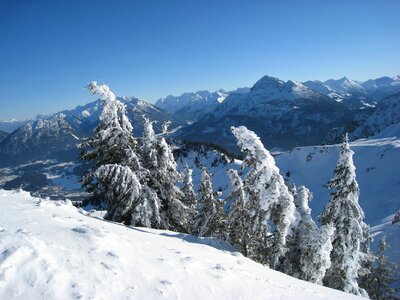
0;0;399;120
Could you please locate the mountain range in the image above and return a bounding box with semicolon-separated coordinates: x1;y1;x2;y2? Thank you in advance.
0;97;184;166
0;74;399;163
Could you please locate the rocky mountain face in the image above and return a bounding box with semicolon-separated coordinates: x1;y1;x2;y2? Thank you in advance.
155;88;250;123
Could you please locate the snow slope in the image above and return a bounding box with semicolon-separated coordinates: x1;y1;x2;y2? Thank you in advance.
275;124;400;262
0;190;361;300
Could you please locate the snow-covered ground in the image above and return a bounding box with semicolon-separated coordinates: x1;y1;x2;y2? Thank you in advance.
275;123;400;262
0;190;361;300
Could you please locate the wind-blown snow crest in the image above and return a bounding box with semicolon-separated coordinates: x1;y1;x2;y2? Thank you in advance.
0;190;361;300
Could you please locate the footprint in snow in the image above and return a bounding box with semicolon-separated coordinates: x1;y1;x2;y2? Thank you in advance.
71;226;106;237
211;264;226;272
106;251;119;258
0;227;5;232
180;256;194;263
160;280;172;286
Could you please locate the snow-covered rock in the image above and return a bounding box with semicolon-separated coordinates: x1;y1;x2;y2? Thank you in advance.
0;189;361;300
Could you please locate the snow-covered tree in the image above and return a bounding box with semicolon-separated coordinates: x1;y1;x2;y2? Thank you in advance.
282;186;317;275
226;169;250;256
131;185;162;228
282;186;334;284
79;82;139;198
319;134;368;297
362;235;399;300
95;164;141;223
299;224;335;285
392;208;400;225
181;166;197;232
230;126;297;268
139;118;187;231
195;168;224;238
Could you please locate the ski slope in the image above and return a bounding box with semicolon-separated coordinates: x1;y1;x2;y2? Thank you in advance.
0;190;361;300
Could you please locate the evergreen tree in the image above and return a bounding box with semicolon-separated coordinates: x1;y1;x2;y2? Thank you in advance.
95;164;141;223
181;166;197;233
226;169;250;256
79;82;142;222
195;168;224;238
282;185;317;276
230;126;297;268
298;224;335;285
319;134;368;297
364;235;399;300
139;118;187;231
282;186;334;284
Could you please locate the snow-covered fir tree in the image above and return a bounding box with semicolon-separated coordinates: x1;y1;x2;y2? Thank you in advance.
319;133;369;297
139;117;187;231
282;186;316;276
94;164;141;223
79;82;140;219
362;235;399;300
226;169;250;256
298;224;335;285
282;186;334;284
230;126;297;268
195;168;225;238
181;165;197;232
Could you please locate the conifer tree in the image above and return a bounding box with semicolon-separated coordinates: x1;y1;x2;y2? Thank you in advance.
195;168;224;238
282;186;334;284
226;169;250;256
79;82;141;218
95;164;141;223
319;134;369;297
363;235;399;300
298;224;335;285
181;166;197;232
230;126;297;268
139;118;187;231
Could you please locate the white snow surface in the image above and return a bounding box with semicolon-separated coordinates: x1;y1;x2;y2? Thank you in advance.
275;127;400;263
0;190;361;300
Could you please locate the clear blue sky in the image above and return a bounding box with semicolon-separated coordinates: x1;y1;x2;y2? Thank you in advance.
0;0;399;120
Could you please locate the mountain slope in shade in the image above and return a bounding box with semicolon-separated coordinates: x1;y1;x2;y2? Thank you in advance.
0;130;8;143
303;75;400;109
0;97;184;166
177;76;351;152
0;114;80;165
0;119;31;133
322;93;400;144
0;189;361;300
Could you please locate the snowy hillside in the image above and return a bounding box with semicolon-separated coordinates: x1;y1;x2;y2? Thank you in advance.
275;124;400;262
0;189;361;300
